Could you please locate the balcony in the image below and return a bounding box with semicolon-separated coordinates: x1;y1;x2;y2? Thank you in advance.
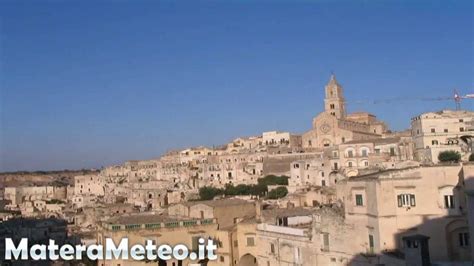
105;217;217;231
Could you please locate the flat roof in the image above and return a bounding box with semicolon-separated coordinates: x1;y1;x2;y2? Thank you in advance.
178;198;253;208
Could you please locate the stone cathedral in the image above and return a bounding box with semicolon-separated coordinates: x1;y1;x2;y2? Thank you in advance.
302;75;388;149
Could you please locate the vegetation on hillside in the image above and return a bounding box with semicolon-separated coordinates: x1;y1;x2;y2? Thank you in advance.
198;175;289;200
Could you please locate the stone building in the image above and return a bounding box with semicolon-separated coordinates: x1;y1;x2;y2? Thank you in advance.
337;164;472;263
411;109;474;163
74;174;105;196
302;75;388;149
4;185;67;207
463;163;474;260
0;218;68;265
168;198;256;229
289;156;333;187
97;213;220;266
337;136;416;176
262;131;302;148
202;153;264;186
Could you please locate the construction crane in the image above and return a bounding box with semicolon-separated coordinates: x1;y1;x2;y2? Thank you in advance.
349;90;473;110
454;90;474;110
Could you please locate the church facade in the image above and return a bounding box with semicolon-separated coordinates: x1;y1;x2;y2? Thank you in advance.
302;75;388;149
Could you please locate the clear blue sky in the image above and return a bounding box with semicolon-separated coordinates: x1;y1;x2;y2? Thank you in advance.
0;0;472;171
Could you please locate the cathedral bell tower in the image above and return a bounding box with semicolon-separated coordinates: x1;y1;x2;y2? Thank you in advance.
324;74;346;119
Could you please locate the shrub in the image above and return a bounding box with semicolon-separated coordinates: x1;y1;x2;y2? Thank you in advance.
267;186;288;199
258;175;289;186
250;184;267;197
438;150;461;162
199;186;224;200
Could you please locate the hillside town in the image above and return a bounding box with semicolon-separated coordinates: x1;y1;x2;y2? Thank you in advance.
1;75;473;266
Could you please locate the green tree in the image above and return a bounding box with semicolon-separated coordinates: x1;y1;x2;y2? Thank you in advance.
438;150;461;163
258;175;289;186
250;184;268;197
199;186;223;200
200;182;275;200
267;186;288;199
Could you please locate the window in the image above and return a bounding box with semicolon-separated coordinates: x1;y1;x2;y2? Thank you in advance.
459;119;464;123
364;161;369;167
444;195;455;209
270;243;275;254
246;237;255;246
432;140;439;145
330;104;335;109
321;180;326;187
459;233;470;247
405;240;419;248
444;129;448;133
368;235;374;254
233;240;238;247
431;128;436;133
322;233;330;251
460;127;465;132
220;256;224;262
277;217;288;226
397;194;416;207
390;147;396;156
348;161;353;167
348;150;354;158
361;149;368;157
355;194;363;206
293;163;299;169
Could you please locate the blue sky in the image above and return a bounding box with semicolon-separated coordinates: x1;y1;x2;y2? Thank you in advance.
0;0;472;171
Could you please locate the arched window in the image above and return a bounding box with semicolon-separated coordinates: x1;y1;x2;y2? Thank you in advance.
360;147;370;157
345;147;355;158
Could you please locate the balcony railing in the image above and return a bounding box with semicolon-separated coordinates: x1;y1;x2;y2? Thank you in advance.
106;218;217;231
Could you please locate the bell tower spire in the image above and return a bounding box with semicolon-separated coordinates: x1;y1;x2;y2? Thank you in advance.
324;73;346;119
